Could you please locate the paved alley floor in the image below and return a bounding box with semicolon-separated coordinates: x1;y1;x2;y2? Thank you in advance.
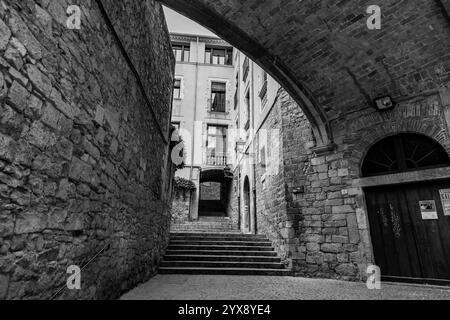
120;275;450;300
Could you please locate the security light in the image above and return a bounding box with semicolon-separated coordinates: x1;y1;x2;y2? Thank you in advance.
374;95;395;111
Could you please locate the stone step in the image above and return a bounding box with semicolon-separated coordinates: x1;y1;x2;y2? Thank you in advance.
159;267;293;276
172;222;236;225
197;217;232;221
171;229;240;232
160;232;291;276
169;240;272;247
170;232;264;238
163;254;281;263
165;249;278;257
167;244;275;251
161;260;285;269
170;227;239;231
170;235;268;242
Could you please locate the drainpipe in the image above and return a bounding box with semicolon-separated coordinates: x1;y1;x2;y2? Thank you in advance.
188;37;200;221
250;61;258;234
189;36;200;181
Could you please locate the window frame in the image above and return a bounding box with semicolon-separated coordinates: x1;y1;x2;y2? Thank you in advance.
172;43;190;62
205;46;233;65
173;78;182;99
210;81;227;113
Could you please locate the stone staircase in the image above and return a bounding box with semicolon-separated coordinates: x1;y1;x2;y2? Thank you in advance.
159;232;292;276
170;216;240;233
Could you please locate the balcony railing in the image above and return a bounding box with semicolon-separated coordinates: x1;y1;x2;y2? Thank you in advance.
206;154;228;166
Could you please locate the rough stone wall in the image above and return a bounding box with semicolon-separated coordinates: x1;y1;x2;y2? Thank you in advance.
200;182;221;200
252;85;450;281
254;94;291;262
278;89;450;280
0;0;174;299
226;173;239;226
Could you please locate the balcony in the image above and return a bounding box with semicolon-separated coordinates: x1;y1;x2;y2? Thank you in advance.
206;154;228;166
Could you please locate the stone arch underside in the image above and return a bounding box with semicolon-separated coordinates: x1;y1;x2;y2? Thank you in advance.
159;0;450;151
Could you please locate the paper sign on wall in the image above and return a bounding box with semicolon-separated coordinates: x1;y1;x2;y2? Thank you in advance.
439;189;450;216
419;200;438;220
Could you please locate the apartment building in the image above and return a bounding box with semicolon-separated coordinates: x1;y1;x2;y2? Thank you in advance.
229;51;282;234
170;33;235;221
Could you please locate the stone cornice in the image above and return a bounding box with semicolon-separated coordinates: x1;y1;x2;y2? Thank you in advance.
170;33;232;47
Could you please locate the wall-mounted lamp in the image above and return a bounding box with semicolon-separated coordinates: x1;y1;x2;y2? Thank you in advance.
374;95;395;111
235;139;246;154
293;186;305;194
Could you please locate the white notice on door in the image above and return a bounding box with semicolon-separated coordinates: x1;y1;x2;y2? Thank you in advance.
439;189;450;216
419;200;438;220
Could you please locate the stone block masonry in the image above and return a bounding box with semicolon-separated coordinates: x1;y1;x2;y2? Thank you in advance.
0;0;175;299
255;86;450;281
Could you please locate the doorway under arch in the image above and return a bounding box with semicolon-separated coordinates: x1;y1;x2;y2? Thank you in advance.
362;133;450;283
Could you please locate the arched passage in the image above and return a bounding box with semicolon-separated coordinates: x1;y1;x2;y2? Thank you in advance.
199;168;233;217
159;0;450;152
362;133;450;283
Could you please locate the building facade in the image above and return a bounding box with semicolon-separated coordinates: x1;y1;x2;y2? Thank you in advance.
170;33;236;224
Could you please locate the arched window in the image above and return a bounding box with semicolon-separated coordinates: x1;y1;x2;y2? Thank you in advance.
361;133;450;177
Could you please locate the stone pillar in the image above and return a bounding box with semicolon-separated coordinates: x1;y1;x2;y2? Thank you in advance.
440;88;450;135
190;167;200;220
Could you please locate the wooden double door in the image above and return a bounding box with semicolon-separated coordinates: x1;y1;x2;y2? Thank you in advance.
365;181;450;282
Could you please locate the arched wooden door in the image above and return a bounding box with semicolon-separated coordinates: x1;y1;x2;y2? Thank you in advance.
243;177;251;232
362;134;450;283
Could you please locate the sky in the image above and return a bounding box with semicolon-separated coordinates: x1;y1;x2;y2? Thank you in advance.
163;6;218;37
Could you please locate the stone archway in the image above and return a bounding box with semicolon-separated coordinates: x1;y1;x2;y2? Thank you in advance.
159;0;450;152
198;168;233;217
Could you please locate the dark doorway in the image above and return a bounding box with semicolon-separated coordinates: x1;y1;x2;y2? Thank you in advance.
198;168;233;217
362;133;450;283
198;181;228;217
243;176;251;232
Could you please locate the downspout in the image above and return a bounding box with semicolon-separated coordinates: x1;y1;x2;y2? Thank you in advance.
189;36;200;180
250;61;258;234
236;52;242;231
188;37;200;220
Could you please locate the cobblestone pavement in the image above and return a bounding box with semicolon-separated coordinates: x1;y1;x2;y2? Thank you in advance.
120;275;450;300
